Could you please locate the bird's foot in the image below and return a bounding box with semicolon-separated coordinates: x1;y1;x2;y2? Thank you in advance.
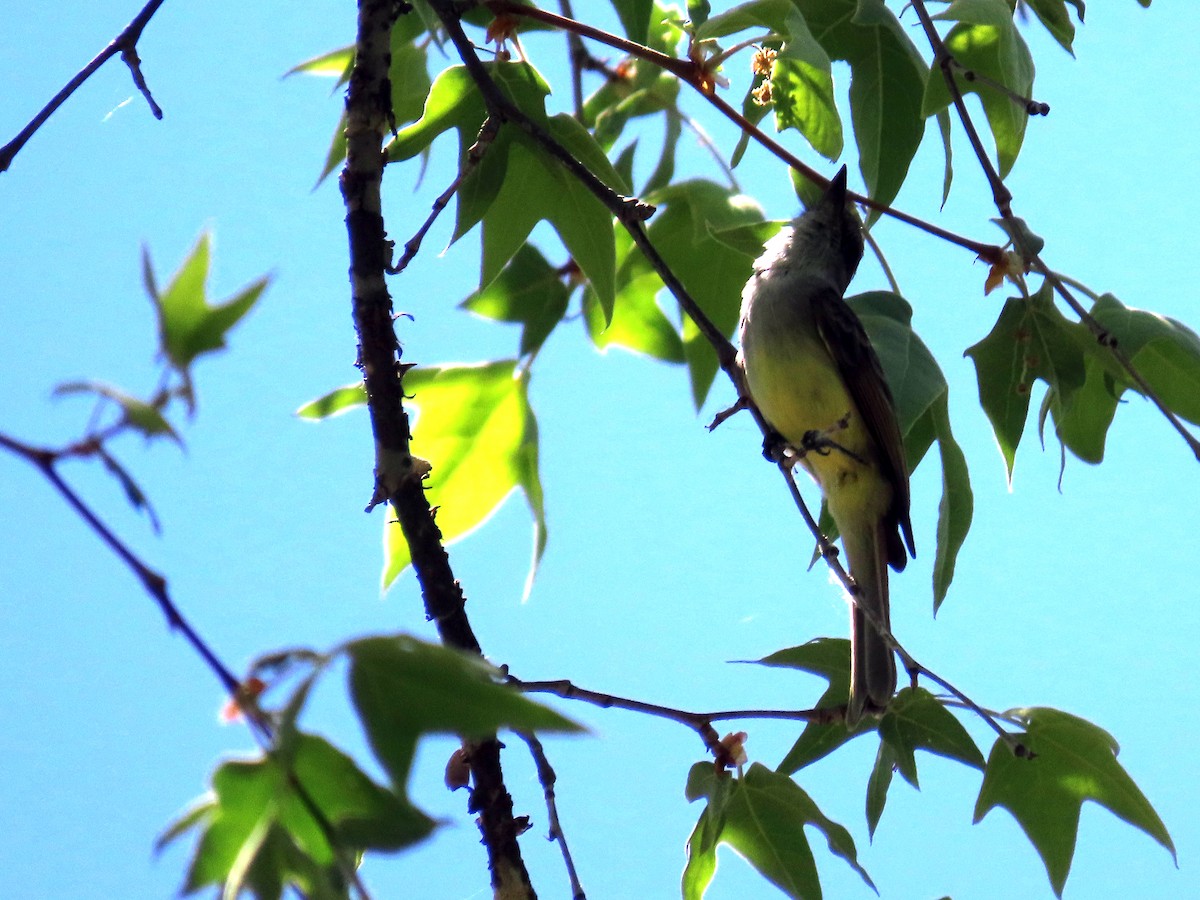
762;430;797;466
800;414;866;465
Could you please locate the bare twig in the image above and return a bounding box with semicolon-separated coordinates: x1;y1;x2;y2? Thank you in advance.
510;674;841;748
0;430;376;894
1;0;168;173
946;56;1050;117
517;732;586;900
389;115;501;275
558;0;586;120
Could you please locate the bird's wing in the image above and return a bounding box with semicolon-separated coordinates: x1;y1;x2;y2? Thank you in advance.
812;289;916;567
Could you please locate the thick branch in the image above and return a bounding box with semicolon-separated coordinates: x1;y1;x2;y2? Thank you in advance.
342;3;534;896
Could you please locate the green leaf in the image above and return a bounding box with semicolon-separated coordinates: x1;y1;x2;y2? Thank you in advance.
585;64;681;153
638;181;765;407
880;688;985;779
865;739;898;839
1090;293;1200;424
923;0;1036;178
475;116;621;312
53;380;181;445
974;708;1176;897
793;0;928;214
346;635;582;787
386;62;552;234
1023;0;1084;56
309;35;431;186
295;383;367;420
164;733;434;898
642;109;682;195
584;227;685;361
461;243;570;358
145;233;268;380
612;0;655;43
758;639;875;772
846;292;974;609
681;806;720;899
98;448;162;533
929;395;972;610
685;762;875;898
382;362;546;597
1039;351;1121;464
283;46;354;80
964;284;1086;482
1043;292;1200;462
582;4;685;149
936;108;954;205
754;5;842;161
696;0;843;167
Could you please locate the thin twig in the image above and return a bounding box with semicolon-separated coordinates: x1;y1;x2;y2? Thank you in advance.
0;430;375;895
510;675;840;739
517;732;586;900
947;57;1050;117
1;0;168;173
390;115;501;274
558;0;585;120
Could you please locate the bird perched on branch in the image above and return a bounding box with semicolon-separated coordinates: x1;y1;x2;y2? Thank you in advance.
738;167;915;726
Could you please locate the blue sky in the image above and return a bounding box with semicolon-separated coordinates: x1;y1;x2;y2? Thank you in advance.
1;2;1197;898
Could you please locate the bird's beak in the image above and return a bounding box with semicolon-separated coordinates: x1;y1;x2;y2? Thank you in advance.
821;165;850;213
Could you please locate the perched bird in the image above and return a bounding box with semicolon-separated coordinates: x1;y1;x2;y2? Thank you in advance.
738;167;915;725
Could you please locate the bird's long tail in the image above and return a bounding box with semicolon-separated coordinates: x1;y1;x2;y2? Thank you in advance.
842;518;897;726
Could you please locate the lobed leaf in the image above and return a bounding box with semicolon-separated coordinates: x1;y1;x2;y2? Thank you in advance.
346;635;582;788
923;0;1036;179
461;243;571;358
757;639;873;773
685;762;875;899
382;362;546;595
161;733;434;899
975;708;1175;897
145;233;268;385
965;283;1086;481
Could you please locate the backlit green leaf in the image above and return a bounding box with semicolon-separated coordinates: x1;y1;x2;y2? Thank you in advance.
382;362;546;595
685;762;875;898
145;233;267;380
461;243;571;358
924;0;1035;178
975;708;1175;897
346;635;582;787
639;181;764;407
965;284;1086;481
758;639;873;772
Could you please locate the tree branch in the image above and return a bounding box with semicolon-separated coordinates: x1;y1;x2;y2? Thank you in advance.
1;0;168;173
342;3;535;895
0;429;376;894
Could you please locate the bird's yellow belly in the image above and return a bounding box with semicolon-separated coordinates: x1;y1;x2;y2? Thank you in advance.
744;335;891;527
